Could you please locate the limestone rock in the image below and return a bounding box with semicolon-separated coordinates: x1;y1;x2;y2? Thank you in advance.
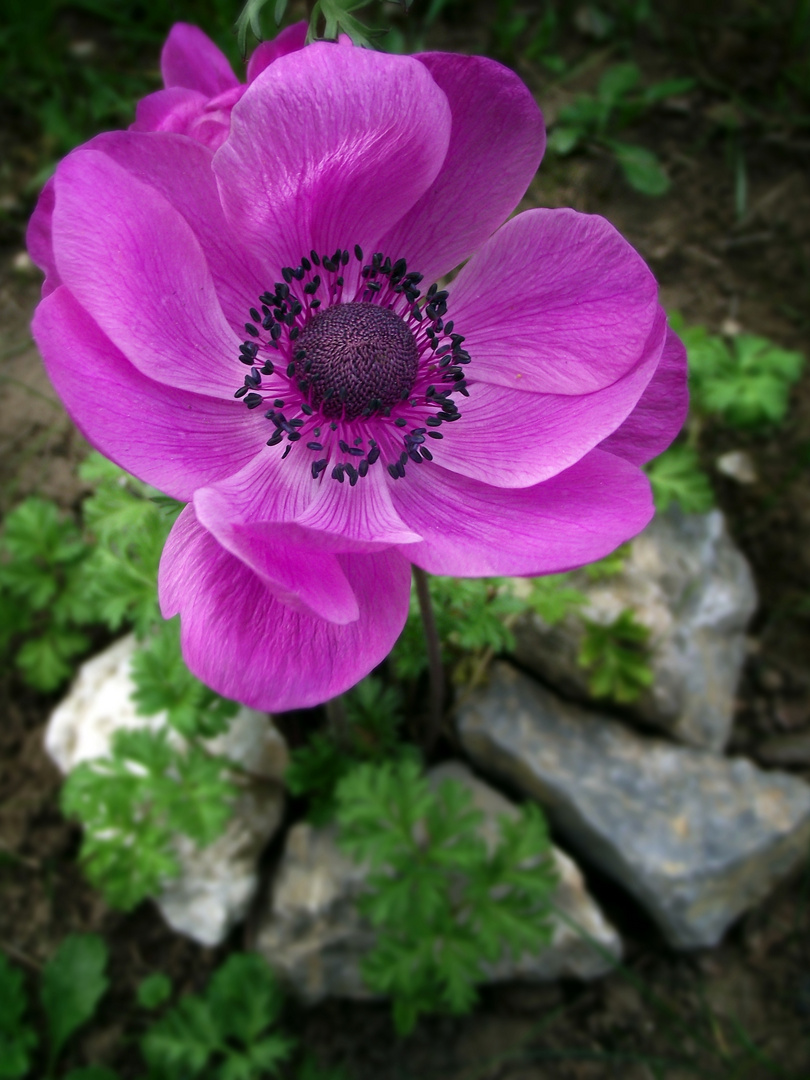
255;762;621;1003
46;635;287;947
511;506;757;751
457;663;810;949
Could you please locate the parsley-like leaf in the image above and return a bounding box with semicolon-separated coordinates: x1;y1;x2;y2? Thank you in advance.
130;619;238;739
141;955;295;1079
336;760;556;1034
645;445;714;514
61;729;238;911
578;609;654;703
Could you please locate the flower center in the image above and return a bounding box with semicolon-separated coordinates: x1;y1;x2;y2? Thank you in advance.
233;246;470;486
295;302;419;421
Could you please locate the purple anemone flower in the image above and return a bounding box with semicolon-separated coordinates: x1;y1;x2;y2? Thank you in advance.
132;21;308;149
29;38;687;712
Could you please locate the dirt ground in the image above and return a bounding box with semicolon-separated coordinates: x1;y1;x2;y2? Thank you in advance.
1;3;810;1078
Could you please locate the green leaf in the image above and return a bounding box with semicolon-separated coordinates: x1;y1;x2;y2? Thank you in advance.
130;619;238;739
140;993;217;1074
643;76;695;103
40;934;109;1070
546;125;581;155
672;312;805;429
137;973;173;1010
141;955;295;1079
578;610;654;703
78;454;179;636
16;627;90;692
645;445;714;514
286;734;353;824
61;728;237;911
0;952;37;1079
524;575;587;625
610;141;670;195
598;62;641;106
208;954;285;1044
336;761;556;1033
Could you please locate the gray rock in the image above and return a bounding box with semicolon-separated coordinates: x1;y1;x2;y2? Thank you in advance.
511;506;757;751
457;663;810;949
46;635;287;947
255;762;621;1003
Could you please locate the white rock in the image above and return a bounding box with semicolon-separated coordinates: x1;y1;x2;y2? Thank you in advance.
46;635;287;946
255;762;621;1003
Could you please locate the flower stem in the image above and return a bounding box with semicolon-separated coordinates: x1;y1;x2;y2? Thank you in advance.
412;565;444;754
325;695;348;746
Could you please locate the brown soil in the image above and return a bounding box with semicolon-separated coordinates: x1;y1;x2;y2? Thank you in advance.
1;4;809;1078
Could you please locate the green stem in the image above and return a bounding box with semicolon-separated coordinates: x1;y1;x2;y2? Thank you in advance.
412;565;444;755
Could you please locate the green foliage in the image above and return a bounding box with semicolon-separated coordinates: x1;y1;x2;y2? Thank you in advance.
547;62;693;194
336;759;557;1034
0;946;329;1080
137;973;173;1011
1;0;241;180
0;454;244;912
61;728;238;911
0;953;37;1079
286;734;355;825
522;575;588;625
578;609;654;703
392;576;527;681
78;453;182;637
286;677;411;823
672;313;806;428
646;445;715;514
41;934;109;1075
0;498;93;690
0;454;183;692
130;619;238;739
141;954;296;1080
236;0;410;53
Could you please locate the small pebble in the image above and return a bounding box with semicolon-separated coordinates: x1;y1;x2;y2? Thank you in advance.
12;251;35;274
716;449;757;484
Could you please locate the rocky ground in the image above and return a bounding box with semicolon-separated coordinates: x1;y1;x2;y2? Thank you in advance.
1;2;810;1078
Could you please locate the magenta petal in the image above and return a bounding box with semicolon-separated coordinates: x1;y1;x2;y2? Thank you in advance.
434;311;663;488
51;148;241;398
26;176;59;297
161;23;238;95
84;131;266;332
377;53;545;283
195;451;317;537
132;86;208;133
195;450;420;553
33;287;264;501
295;465;422;548
214;44;451;275
159;507;412;711
392;450;653;576
598;324;688;465
247;21;308;82
190;514;360;624
450;208;660;395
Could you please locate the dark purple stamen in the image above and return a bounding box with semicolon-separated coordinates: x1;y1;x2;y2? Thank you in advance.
232;246;470;482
